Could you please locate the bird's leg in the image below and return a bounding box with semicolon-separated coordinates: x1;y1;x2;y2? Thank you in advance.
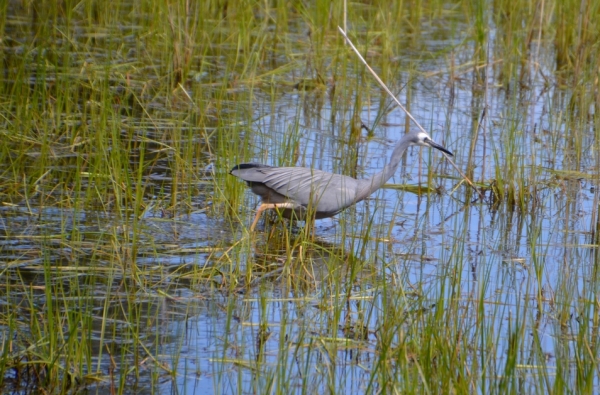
249;202;296;231
250;204;274;231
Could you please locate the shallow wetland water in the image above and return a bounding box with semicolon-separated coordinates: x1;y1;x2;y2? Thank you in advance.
1;0;600;393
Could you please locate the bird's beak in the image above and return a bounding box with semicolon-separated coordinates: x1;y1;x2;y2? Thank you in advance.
425;137;453;156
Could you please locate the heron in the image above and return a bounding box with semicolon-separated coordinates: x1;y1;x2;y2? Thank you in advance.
230;130;453;230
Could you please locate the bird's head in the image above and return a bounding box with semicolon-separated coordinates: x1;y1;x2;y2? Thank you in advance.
414;132;453;156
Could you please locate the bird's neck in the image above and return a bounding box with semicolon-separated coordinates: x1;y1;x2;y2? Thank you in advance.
355;142;406;202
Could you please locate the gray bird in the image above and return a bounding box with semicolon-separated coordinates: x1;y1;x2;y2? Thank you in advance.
230;131;453;230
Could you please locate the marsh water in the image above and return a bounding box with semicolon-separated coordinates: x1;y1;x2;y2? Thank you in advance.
1;1;599;394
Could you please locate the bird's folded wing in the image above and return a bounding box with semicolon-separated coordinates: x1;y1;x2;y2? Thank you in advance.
253;167;358;213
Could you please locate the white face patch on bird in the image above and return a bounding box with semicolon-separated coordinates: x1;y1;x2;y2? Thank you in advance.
419;133;453;156
416;132;431;143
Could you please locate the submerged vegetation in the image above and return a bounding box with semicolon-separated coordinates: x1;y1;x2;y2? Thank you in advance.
0;0;599;393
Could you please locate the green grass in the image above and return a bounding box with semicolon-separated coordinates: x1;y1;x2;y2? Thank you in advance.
1;0;600;393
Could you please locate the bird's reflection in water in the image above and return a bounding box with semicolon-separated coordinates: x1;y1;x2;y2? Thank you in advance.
243;219;382;298
245;223;353;291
